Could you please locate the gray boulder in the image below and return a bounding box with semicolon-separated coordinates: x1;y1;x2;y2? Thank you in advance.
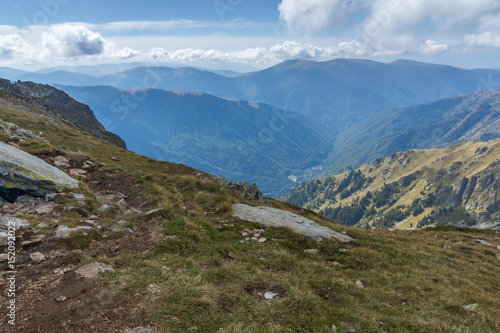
0;142;79;201
0;217;30;231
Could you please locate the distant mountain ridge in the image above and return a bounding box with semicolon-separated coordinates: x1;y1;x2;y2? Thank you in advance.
320;90;500;177
6;59;500;132
57;84;334;197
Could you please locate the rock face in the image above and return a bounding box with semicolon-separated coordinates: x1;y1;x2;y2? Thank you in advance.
0;142;79;201
232;204;353;242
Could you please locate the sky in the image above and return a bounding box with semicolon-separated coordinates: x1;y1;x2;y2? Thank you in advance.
1;0;500;71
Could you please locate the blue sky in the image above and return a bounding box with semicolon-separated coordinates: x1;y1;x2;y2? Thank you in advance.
1;0;500;70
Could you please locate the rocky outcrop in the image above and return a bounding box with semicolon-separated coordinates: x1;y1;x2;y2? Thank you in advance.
232;204;353;242
0;142;79;201
0;79;126;148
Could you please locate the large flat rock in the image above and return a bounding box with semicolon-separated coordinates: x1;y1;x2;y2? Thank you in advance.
0;142;79;201
232;204;353;243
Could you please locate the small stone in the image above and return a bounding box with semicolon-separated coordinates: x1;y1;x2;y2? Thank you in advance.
330;261;344;267
56;296;67;302
428;275;439;282
35;203;55;215
0;216;30;231
117;198;127;211
258;229;266;235
76;226;92;231
339;248;347;254
69;168;87;176
75;262;114;278
117;220;127;225
54;156;70;169
111;157;119;161
97;204;115;213
0;254;8;262
241;232;249;237
227;252;238;260
69;193;85;200
304;249;318;254
463;303;479;311
331;324;337;332
355;281;364;289
443;245;451;250
84;220;96;225
264;292;279;300
45;193;57;202
30;252;46;263
15;194;36;204
496;253;500;261
37;222;49;228
55;225;74;239
120;227;134;233
258;238;267;243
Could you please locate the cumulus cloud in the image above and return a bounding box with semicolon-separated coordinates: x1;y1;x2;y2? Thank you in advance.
41;24;106;57
0;24;140;66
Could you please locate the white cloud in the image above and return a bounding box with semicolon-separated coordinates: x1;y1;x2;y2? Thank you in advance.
0;34;36;61
279;0;366;33
422;40;450;55
41;24;106;57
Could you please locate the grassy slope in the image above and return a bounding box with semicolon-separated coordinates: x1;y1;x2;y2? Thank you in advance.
283;140;500;230
1;92;499;332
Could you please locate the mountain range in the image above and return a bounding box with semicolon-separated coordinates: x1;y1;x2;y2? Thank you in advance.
57;84;333;197
5;59;500;132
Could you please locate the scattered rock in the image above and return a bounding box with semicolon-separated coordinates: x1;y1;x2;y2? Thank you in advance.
55;225;75;239
111;157;119;161
463;303;479;311
22;234;45;246
304;249;318;254
232;204;353;242
227;252;238;260
339;248;348;254
96;194;114;204
477;239;495;247
117;198;127;211
45;193;57;202
355;281;364;289
30;252;46;263
69;168;87;176
264;292;279;300
75;262;114;278
56;296;67;302
53;156;70;169
331;324;337;332
0;216;30;231
428;275;439;282
0;232;10;246
117;220;127;225
35;202;56;215
0;253;8;262
69;193;85;200
97;204;116;213
258;238;267;243
496;253;500;261
15;194;36;204
443;245;451;250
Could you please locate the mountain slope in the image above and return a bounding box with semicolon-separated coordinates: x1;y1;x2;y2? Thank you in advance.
1;85;499;333
283;140;500;230
321;90;500;176
57;85;333;197
0;79;126;148
7;59;500;131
